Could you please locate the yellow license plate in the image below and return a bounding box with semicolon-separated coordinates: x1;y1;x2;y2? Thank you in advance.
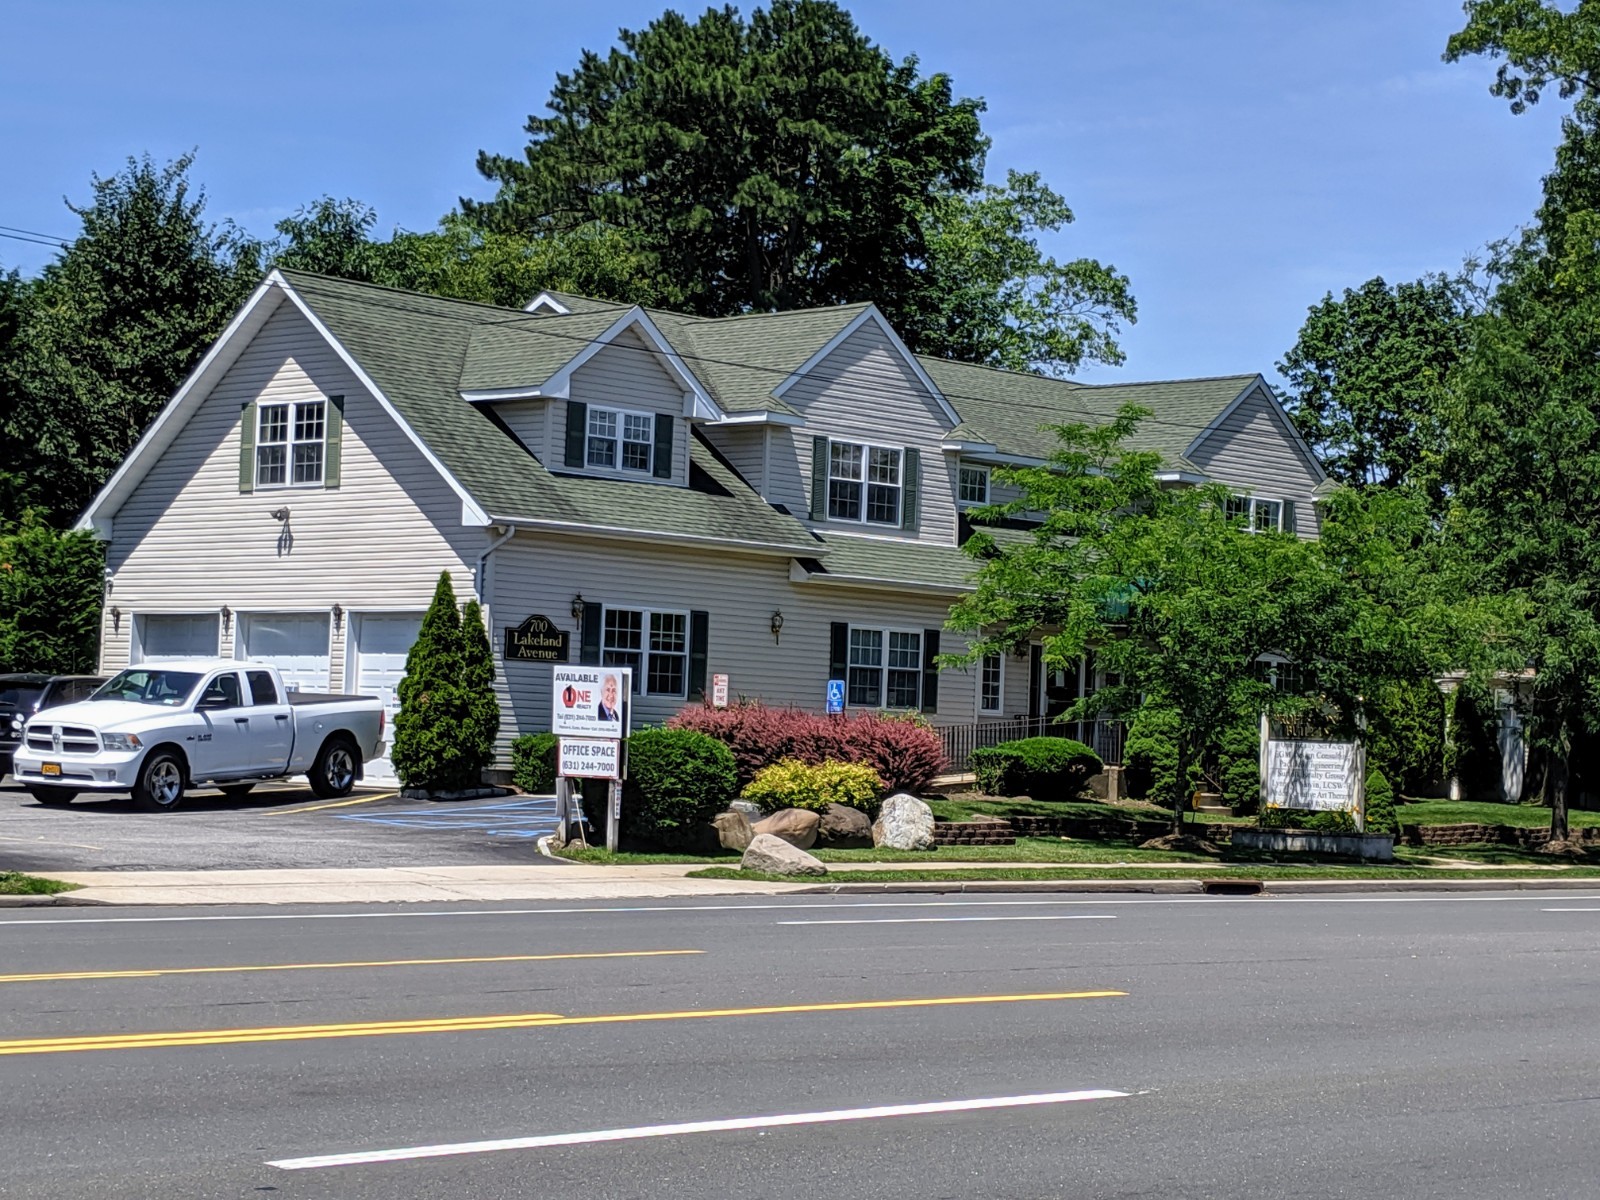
41;762;61;777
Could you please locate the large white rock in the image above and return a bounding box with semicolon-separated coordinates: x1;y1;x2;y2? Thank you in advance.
741;833;827;876
872;792;937;851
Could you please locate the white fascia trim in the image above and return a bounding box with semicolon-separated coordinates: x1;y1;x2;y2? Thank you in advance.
956;451;1049;469
1185;375;1328;483
786;558;973;596
75;277;288;536
940;439;1000;454
461;386;547;403
541;307;724;421
770;306;962;429
523;292;571;315
271;272;494;527
1154;471;1210;485
711;409;806;428
487;514;818;559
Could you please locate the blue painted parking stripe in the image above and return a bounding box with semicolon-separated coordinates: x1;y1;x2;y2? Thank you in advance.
333;797;560;839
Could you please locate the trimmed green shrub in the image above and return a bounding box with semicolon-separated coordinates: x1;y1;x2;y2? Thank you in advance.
1366;679;1447;797
970;737;1102;800
1123;703;1184;805
1215;713;1262;812
621;727;738;842
393;572;495;791
1364;766;1398;835
740;758;885;817
511;733;558;794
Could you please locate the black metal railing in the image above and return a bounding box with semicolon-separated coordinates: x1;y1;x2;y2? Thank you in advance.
939;716;1127;772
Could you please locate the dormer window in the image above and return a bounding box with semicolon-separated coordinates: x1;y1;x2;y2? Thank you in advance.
587;406;656;475
1227;494;1283;532
958;464;990;506
829;442;902;526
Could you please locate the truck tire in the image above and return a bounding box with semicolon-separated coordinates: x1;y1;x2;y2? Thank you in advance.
27;787;78;806
133;750;187;812
309;735;359;799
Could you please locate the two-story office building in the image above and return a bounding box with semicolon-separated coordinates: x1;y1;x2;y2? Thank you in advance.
77;269;1327;781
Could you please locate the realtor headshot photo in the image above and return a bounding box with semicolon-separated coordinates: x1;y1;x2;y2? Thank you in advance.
596;672;622;723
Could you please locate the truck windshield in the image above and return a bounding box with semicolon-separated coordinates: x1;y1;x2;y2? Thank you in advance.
91;669;203;707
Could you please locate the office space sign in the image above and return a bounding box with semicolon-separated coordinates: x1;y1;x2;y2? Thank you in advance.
559;737;621;780
552;666;630;739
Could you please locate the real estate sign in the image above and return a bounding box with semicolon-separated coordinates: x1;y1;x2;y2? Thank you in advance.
552;666;631;739
1263;738;1361;813
558;737;621;780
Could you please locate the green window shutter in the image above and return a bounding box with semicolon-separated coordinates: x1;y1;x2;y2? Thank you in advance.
829;622;849;682
1283;498;1298;535
809;436;830;520
688;610;709;699
580;601;603;665
324;394;344;489
653;414;674;479
901;447;921;532
565;401;588;469
920;628;940;714
238;401;257;493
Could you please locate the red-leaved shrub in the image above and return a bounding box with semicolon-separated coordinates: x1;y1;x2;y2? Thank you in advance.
667;702;946;793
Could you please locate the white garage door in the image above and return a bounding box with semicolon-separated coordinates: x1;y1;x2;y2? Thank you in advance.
134;614;220;663
237;613;331;694
351;613;422;785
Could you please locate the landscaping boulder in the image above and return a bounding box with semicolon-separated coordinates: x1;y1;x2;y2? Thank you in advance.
751;807;821;849
818;802;873;848
872;793;936;851
741;833;827;876
712;809;754;852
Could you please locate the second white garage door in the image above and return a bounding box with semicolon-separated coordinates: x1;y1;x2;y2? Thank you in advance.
351;613;422;785
237;613;332;694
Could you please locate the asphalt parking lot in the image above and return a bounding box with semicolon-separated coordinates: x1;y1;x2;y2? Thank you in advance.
0;778;565;873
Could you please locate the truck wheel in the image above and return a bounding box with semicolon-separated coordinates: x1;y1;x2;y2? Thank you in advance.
309;736;359;799
27;787;78;806
133;750;187;812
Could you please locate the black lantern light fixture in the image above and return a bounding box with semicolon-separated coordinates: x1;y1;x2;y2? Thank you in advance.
770;610;784;644
571;593;586;622
331;603;343;633
220;605;232;635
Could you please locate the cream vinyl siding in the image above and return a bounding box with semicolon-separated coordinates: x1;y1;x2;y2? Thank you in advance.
1187;384;1323;538
701;424;767;494
550;327;690;483
492;398;552;462
489;533;975;758
775;322;958;545
99;301;478;689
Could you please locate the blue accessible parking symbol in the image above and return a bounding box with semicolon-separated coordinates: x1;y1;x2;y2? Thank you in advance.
826;678;846;714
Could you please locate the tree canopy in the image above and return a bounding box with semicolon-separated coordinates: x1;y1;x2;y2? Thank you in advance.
466;0;1133;374
1446;0;1600;113
1277;274;1473;491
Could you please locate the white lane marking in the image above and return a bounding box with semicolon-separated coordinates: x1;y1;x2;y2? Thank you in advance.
1542;907;1600;912
267;1089;1130;1170
8;892;1600;926
778;915;1118;925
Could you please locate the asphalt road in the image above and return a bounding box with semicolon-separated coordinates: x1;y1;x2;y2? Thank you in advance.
0;779;563;872
3;889;1600;1199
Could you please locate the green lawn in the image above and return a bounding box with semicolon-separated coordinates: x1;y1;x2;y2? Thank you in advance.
1396;800;1600;829
690;863;1600;884
0;872;76;896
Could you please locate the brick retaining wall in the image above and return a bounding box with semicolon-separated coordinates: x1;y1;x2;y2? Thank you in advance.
1399;822;1600;848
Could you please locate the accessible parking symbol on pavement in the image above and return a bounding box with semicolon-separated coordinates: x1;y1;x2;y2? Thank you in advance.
333;798;559;840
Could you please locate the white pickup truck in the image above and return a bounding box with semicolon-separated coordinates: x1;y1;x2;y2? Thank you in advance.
11;659;386;812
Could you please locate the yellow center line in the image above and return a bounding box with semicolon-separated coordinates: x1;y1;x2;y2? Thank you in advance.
258;791;396;815
0;949;704;985
0;990;1125;1056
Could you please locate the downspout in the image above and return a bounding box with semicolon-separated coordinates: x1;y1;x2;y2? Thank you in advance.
476;524;516;606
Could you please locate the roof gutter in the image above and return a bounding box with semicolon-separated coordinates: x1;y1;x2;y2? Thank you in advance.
475;524;517;603
484;514;824;560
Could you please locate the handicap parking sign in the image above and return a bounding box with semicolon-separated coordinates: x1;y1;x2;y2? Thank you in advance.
826;678;846;714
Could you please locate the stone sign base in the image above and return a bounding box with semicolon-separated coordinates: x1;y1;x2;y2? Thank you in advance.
1231;827;1395;862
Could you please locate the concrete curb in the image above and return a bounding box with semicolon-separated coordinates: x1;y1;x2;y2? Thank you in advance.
794;876;1600;897
0;892;103;907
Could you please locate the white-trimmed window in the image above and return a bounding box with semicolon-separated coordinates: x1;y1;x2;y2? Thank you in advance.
847;626;922;708
602;607;688;696
958;464;990;506
257;400;325;487
1227;494;1283;533
980;652;1004;714
829;442;901;525
587;406;655;474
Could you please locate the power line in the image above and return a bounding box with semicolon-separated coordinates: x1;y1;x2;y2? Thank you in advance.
285;274;1257;443
0;227;68;251
0;222;73;242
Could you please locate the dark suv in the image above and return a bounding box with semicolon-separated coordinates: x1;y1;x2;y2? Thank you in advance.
1;674;107;777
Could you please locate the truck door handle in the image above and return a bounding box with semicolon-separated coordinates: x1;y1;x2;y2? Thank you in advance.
274;713;289;721
234;717;249;726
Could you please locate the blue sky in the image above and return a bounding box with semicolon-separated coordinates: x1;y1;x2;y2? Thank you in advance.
0;1;1572;383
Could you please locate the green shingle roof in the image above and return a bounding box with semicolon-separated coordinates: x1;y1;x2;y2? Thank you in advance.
459;312;624;393
798;534;979;592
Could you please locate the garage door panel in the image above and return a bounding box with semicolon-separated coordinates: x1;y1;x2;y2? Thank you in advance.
238;613;331;694
353;614;422;785
135;614;220;662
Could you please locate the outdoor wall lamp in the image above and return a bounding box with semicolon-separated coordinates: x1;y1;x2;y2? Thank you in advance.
220;605;232;635
269;506;290;522
770;610;784;644
331;603;343;633
571;593;586;622
109;606;120;632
